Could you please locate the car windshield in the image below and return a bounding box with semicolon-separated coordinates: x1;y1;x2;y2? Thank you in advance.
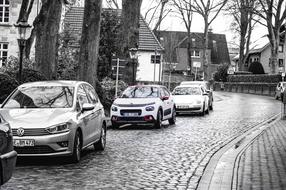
173;86;201;95
181;82;210;90
3;86;74;109
121;86;159;98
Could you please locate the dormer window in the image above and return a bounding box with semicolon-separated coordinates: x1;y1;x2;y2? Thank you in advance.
279;44;284;52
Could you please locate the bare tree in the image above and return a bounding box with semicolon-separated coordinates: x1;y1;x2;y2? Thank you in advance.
225;0;257;71
172;0;193;76
105;0;120;9
78;0;103;87
253;0;286;74
143;0;172;32
191;0;228;80
33;0;64;79
119;0;142;84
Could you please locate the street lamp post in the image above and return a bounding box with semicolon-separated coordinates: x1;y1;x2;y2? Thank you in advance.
14;21;31;83
129;48;138;85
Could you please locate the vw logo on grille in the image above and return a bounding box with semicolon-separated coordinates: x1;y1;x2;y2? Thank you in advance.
17;128;25;137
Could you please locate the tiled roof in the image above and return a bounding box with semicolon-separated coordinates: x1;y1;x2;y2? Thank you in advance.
157;30;230;65
64;7;163;51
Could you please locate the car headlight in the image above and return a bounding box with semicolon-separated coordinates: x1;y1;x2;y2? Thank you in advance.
196;100;202;104
145;106;155;111
46;123;70;134
111;106;118;112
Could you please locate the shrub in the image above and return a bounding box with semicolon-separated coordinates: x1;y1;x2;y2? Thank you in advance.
97;77;128;115
0;72;19;103
213;63;229;82
248;61;265;74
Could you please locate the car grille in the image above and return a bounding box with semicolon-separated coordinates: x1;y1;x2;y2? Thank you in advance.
14;145;55;154
120;109;142;116
117;117;145;121
12;128;50;137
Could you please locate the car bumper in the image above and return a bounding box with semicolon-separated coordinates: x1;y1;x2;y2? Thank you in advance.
111;115;156;125
0;150;17;185
176;105;203;113
13;131;74;157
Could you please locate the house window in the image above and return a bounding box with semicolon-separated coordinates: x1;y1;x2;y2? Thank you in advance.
0;43;8;67
279;59;284;67
0;0;9;23
191;50;200;58
151;55;161;64
192;38;196;46
244;62;248;67
279;44;284;52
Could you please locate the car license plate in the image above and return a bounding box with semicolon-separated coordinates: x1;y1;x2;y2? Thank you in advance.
124;112;138;116
13;139;35;147
178;105;189;109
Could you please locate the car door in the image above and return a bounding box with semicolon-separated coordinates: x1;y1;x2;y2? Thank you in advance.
76;85;95;146
84;84;102;141
161;87;173;119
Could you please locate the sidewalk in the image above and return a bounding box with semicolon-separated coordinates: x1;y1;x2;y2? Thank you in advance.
197;114;286;190
236;118;286;190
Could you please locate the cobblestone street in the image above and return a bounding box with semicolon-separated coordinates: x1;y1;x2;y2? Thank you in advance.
1;92;281;190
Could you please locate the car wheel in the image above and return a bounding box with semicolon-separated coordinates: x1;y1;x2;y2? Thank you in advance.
205;105;209;114
200;104;205;116
94;124;106;151
70;130;82;163
209;101;213;110
155;109;163;128
168;107;176;125
111;122;119;129
275;92;279;100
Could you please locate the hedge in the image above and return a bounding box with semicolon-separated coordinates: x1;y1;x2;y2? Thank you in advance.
227;74;282;83
0;72;19;103
0;69;47;103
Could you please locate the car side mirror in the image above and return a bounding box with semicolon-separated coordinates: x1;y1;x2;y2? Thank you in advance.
205;89;210;93
81;103;95;112
161;96;169;101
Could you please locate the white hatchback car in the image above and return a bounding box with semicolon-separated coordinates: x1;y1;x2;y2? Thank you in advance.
0;81;106;163
172;85;209;115
110;85;176;128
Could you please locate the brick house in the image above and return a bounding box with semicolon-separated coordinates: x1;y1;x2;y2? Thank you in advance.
157;30;230;80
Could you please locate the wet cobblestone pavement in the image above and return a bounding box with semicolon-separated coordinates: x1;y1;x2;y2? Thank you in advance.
1;92;281;190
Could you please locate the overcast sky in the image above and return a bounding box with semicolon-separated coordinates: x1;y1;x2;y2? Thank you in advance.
102;0;269;47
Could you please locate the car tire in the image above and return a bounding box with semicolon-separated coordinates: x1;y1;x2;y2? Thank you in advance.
200;104;205;116
155;109;163;129
275;92;279;100
205;105;209;114
70;130;82;163
168;107;176;125
111;122;119;129
209;102;213;110
94;124;106;151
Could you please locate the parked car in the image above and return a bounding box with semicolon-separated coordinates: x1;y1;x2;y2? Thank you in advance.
274;82;286;101
180;81;213;110
172;85;209;116
0;81;106;163
0;114;17;186
110;85;176;128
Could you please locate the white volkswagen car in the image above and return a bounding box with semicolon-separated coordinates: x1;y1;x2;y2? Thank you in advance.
110;85;176;128
0;81;106;163
172;85;209;116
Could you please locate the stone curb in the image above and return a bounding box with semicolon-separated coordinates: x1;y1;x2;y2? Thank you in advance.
196;113;280;190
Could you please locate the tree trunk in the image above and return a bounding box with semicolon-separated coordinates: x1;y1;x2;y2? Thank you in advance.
120;0;142;84
34;0;63;79
153;0;168;32
202;19;209;80
78;0;102;87
238;7;248;71
187;30;192;77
